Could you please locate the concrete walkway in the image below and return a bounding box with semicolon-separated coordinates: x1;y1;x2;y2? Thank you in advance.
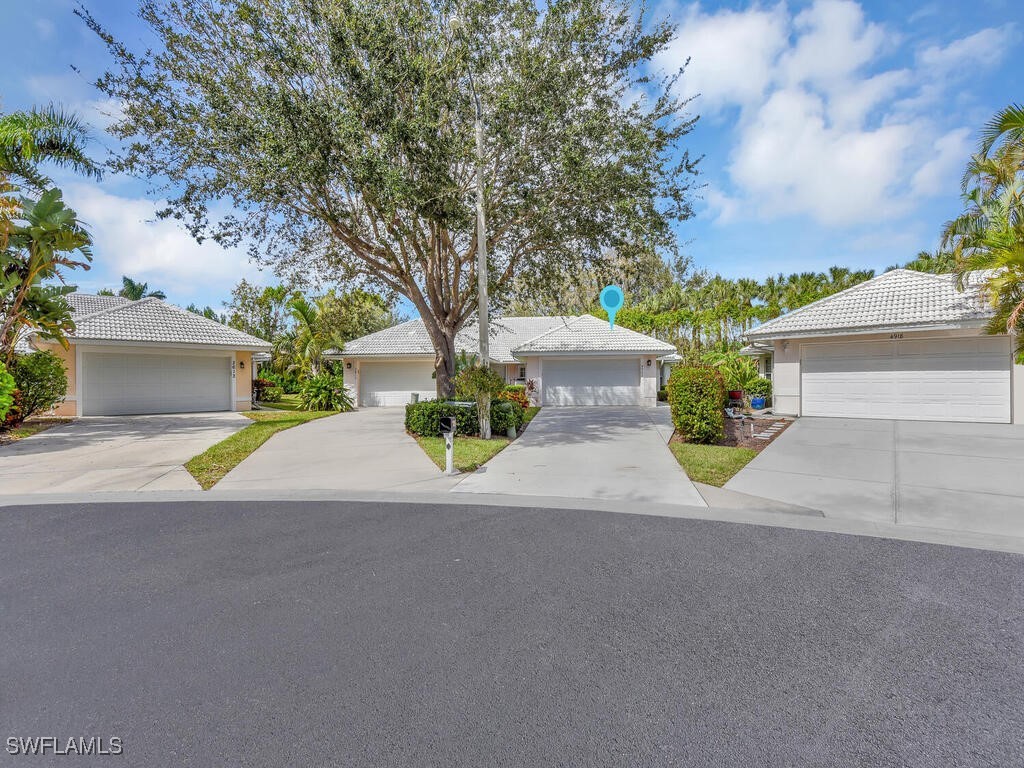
726;417;1024;537
454;407;707;507
218;408;459;492
0;413;248;493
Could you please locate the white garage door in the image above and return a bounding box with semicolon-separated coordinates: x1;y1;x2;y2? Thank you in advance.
801;336;1011;423
359;360;436;407
543;358;641;406
82;351;231;416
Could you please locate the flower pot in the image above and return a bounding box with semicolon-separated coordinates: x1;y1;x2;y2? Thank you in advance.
750;396;766;410
728;390;743;401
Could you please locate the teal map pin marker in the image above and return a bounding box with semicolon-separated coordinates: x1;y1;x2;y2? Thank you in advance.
599;285;624;329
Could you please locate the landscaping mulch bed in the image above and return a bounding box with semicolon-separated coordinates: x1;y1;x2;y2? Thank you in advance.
669;416;793;452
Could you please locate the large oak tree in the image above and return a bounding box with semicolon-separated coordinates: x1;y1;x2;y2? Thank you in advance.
83;0;698;395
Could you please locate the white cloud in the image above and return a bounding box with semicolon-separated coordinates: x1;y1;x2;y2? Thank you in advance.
917;26;1018;74
658;0;1016;228
61;183;260;303
655;3;789;113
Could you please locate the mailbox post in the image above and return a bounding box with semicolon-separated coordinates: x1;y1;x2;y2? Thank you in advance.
439;416;457;475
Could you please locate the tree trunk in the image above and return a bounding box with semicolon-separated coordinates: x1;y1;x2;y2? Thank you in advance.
432;327;457;400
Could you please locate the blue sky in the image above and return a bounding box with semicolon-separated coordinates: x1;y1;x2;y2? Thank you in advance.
2;0;1021;311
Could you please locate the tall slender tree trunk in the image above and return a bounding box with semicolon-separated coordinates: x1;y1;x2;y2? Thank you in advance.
431;326;458;399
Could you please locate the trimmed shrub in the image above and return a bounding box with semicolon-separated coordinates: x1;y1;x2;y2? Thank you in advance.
261;369;302;394
405;400;478;437
11;351;68;420
252;377;274;401
667;365;726;444
405;399;524;437
262;385;284;403
497;388;529;410
505;384;526;394
657;388;668;402
0;362;15;423
491;400;525;434
746;377;772;399
298;373;354;411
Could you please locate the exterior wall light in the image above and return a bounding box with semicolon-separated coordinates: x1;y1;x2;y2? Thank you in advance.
346;362;352;369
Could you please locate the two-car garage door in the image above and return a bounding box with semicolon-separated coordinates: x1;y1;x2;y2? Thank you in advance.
82;351;231;416
801;337;1011;423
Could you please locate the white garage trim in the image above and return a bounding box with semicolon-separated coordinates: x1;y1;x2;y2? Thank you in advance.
358;359;436;407
80;346;234;416
542;357;642;406
800;335;1011;423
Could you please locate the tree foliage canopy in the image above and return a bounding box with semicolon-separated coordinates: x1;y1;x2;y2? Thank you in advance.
82;0;698;393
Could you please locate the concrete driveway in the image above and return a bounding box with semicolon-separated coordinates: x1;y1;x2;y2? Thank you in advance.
218;407;459;492
726;417;1024;537
454;407;706;507
0;413;248;493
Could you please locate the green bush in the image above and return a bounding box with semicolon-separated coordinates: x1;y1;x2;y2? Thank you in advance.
505;384;526;394
262;385;284;403
657;388;668;402
405;399;523;437
11;351;68;420
746;377;772;399
261;369;302;394
0;362;15;423
667;365;726;444
491;400;525;434
298;373;353;411
405;400;479;436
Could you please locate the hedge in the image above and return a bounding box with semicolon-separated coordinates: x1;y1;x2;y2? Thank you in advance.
405;399;524;437
667;365;726;444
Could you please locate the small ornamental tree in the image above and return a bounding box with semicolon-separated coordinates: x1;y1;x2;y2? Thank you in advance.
667;365;725;444
11;350;67;419
454;364;506;438
0;361;15;422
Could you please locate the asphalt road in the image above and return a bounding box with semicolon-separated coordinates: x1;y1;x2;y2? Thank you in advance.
1;500;1021;767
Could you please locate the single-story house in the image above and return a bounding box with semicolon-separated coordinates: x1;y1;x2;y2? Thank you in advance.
18;293;272;417
742;269;1024;424
334;314;676;407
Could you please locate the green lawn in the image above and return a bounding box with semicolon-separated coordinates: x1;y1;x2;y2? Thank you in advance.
259;393;303;411
522;406;541;426
416;435;512;472
185;408;338;489
669;442;758;487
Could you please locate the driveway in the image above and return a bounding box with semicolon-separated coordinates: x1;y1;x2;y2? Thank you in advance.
726;417;1024;537
217;407;459;492
0;413;248;493
3;499;1021;766
454;407;706;507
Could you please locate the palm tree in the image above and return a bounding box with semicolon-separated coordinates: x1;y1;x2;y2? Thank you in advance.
117;275;166;300
1;189;92;362
288;295;344;377
944;110;1024;352
0;105;102;190
903;250;957;274
1;105;100;251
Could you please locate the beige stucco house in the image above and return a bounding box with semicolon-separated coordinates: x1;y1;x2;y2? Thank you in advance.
742;269;1024;424
333;314;675;408
19;293;271;417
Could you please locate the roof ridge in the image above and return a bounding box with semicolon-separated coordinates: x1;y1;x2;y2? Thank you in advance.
69;296;144;322
749;271;899;336
512;315;581;349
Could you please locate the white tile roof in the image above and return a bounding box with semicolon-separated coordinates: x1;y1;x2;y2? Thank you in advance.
65;296;271;349
746;270;994;340
340;319;480;358
66;293;132;316
341;314;674;360
513;314;676;354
